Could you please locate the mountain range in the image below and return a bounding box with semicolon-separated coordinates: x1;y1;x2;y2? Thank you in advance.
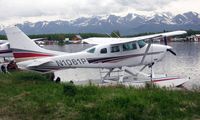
0;11;200;35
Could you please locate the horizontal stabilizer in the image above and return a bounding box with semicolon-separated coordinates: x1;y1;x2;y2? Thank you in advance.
27;58;51;67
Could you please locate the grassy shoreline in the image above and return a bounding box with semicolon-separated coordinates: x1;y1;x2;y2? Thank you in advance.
0;71;200;120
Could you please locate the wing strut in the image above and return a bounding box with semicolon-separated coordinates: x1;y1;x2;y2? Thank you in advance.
140;40;152;65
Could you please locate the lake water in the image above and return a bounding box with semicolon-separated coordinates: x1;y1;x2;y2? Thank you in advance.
44;42;200;88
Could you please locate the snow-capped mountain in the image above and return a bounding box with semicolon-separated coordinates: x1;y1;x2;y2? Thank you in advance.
1;11;200;35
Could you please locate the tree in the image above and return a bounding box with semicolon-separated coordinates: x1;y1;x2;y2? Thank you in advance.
57;34;65;45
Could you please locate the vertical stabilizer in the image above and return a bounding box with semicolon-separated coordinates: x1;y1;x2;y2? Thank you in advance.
4;26;65;62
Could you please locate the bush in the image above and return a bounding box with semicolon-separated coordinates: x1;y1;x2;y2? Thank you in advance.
63;83;77;96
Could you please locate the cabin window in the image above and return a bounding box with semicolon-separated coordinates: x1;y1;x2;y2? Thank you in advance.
138;40;146;48
122;42;137;51
132;42;137;49
87;48;96;53
111;46;120;53
100;48;107;54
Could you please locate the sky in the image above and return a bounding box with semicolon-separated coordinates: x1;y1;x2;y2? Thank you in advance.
0;0;200;26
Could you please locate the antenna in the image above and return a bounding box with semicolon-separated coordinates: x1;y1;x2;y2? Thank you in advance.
113;32;120;38
106;33;113;38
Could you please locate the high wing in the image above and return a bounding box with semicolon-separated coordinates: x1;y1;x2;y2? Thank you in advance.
82;30;187;45
0;40;8;44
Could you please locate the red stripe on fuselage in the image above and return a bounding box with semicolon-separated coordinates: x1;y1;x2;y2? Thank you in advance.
13;52;52;58
152;77;180;83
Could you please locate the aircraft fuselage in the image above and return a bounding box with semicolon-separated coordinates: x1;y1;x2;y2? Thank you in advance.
18;43;170;72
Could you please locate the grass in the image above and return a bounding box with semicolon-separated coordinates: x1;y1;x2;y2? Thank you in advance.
0;71;200;120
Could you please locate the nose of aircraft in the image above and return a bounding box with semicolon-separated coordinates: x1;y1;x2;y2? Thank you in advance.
166;45;172;49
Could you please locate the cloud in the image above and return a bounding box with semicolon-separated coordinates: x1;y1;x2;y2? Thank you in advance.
0;0;199;25
115;0;173;11
161;0;200;14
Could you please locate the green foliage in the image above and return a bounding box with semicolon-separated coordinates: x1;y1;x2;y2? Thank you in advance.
78;33;109;39
186;29;200;36
28;33;108;40
63;83;77;96
0;35;6;40
0;72;200;119
58;39;65;45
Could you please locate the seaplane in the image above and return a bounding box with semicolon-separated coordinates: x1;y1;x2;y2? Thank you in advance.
4;26;189;87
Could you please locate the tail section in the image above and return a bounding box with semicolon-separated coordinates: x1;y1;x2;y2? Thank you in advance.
4;26;65;62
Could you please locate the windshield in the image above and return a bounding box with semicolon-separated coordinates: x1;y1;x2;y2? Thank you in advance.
87;47;96;53
138;40;146;48
122;42;137;51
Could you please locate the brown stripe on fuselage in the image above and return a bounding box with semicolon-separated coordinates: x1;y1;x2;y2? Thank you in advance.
87;51;164;64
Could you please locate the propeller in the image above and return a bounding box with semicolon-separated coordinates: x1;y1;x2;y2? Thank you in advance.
164;36;176;56
167;49;176;56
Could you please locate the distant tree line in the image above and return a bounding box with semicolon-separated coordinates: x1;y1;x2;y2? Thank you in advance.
185;29;200;36
1;30;200;41
29;33;109;40
0;35;6;40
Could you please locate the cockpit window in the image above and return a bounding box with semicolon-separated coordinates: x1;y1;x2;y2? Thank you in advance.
100;48;107;54
138;40;146;48
111;46;120;53
132;42;137;49
122;42;137;51
87;48;96;53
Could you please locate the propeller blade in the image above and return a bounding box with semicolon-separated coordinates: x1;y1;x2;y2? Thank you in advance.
167;49;176;56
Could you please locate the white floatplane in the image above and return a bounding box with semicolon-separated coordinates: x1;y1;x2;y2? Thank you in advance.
4;26;189;87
